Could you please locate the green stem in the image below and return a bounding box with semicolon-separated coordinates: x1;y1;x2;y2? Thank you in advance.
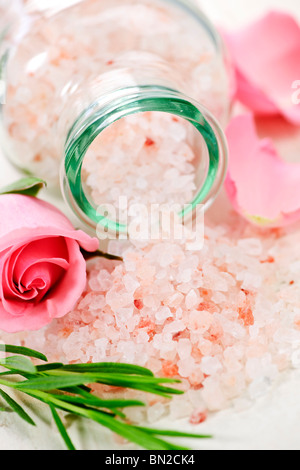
0;378;19;389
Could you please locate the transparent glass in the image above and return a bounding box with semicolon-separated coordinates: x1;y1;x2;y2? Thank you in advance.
0;0;231;235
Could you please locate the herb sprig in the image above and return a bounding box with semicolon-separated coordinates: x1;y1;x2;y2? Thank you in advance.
0;344;211;450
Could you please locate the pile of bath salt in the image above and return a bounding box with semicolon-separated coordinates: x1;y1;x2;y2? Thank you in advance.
11;215;300;424
82;112;198;216
1;0;229;183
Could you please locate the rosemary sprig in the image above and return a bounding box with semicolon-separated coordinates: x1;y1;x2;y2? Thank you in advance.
0;344;211;450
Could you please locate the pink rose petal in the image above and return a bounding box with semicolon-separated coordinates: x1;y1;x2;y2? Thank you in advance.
0;194;97;252
223;11;300;124
0;194;99;332
43;237;88;320
225;113;300;227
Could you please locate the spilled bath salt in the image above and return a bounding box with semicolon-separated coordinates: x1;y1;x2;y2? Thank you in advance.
1;0;229;184
7;215;300;423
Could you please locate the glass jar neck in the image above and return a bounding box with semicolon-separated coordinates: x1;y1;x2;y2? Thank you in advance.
61;79;228;236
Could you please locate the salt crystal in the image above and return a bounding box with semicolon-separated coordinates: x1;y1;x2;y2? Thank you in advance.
155;306;173;323
201;377;226;411
163;320;185;336
147;403;166;424
96;270;113;291
248;377;271;400
94;338;108;360
89;295;106;311
167;292;184;308
143;295;161;309
169;397;194;420
273;328;300;345
177;339;192;360
177;358;196;378
201;356;223;376
290;260;300;275
187;389;203;407
136;330;149;344
211;291;227;304
236;270;262;290
106;289;133;310
116;341;136;363
237;238;263;256
185;289;199;310
123;274;140;293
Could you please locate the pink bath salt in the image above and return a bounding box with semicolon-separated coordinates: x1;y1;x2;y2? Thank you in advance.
161;360;179;378
134;299;144;310
189;409;208;425
238;306;254;327
5;213;300;416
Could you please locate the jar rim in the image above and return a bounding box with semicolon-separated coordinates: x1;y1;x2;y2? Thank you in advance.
62;85;228;236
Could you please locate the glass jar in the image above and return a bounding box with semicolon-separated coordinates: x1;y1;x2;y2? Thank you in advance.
0;0;231;236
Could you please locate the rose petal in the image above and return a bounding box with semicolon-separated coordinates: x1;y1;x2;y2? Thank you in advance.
223;11;300;124
20;261;65;298
13;237;69;281
225;113;300;227
43;237;88;320
0;194;99;252
1;238;69;314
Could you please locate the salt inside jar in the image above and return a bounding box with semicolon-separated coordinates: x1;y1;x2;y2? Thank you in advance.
0;0;231;235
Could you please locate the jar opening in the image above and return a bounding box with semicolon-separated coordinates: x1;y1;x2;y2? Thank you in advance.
62;86;228;236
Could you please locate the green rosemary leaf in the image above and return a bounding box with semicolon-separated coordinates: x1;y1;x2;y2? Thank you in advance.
49;393;146;410
62;385;92;395
134;426;213;439
16;374;98;391
36;363;64;372
0;388;35;426
0;371;22;377
0;177;47;197
50;405;76;451
0;344;48;362
150;385;184;397
16;372;180;394
0;356;37;375
22;390;190;450
62;362;154;377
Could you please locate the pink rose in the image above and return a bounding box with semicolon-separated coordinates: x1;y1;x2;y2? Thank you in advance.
0;194;99;333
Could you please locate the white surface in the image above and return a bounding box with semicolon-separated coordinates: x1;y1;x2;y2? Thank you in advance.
0;0;300;451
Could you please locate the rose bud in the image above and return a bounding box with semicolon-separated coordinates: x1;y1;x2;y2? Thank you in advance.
0;194;99;333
